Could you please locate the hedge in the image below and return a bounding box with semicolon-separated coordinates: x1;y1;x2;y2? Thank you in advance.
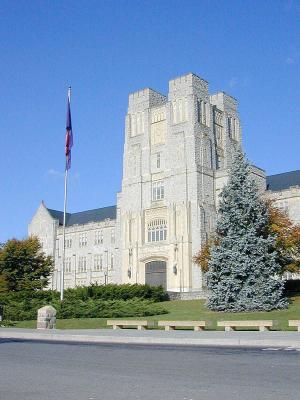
0;284;169;321
2;298;168;321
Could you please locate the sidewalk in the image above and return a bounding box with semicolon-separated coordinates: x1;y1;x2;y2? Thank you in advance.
1;327;300;348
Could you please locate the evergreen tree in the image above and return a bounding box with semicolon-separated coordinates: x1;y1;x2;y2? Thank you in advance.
206;148;288;311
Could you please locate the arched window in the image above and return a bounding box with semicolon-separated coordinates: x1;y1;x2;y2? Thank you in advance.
147;219;167;242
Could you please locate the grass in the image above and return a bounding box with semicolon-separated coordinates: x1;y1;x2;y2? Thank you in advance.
11;295;300;331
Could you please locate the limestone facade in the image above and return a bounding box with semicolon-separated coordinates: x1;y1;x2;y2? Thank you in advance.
28;73;300;292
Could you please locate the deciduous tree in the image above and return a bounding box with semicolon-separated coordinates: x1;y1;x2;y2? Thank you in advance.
0;237;53;292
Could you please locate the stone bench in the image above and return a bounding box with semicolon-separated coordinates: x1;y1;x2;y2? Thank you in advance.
107;320;153;330
218;320;273;332
158;320;206;331
288;320;300;332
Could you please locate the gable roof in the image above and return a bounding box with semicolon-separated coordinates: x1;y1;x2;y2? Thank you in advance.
47;205;117;226
266;170;300;191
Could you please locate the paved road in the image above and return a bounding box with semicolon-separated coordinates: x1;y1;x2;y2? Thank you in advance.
0;339;299;400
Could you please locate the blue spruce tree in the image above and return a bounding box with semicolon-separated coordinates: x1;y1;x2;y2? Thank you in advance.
206;149;288;311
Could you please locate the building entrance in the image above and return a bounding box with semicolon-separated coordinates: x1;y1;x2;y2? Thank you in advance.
145;260;167;289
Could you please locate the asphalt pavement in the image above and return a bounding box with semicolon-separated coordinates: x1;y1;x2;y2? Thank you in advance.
0;339;299;400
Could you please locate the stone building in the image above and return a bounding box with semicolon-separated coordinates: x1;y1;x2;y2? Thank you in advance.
28;73;300;294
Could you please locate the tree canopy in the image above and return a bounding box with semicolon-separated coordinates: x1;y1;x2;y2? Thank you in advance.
0;237;53;292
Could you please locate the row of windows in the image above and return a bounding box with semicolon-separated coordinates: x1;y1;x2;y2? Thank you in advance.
130;98;216;136
63;229;115;249
64;254;114;273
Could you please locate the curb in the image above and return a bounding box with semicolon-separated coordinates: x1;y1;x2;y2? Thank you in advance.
1;330;300;348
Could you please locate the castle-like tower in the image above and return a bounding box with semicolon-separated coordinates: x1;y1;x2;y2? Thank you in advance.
117;73;243;292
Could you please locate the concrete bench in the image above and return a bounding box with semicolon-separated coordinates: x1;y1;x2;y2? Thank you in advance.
289;320;300;332
158;320;206;331
107;320;153;330
218;320;273;332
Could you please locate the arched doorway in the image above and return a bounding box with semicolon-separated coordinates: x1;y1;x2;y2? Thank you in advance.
145;260;167;289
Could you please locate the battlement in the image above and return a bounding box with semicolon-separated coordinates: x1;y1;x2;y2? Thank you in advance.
128;88;167;111
169;72;208;88
210;92;238;111
168;72;209;99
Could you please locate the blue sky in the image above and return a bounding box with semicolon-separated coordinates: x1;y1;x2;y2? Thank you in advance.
0;0;299;242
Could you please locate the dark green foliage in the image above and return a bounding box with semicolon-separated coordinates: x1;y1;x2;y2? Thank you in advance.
0;237;53;292
0;284;169;321
2;296;167;321
206;148;288;312
64;284;168;302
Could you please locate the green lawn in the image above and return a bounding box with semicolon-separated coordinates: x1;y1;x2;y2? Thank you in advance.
12;295;300;331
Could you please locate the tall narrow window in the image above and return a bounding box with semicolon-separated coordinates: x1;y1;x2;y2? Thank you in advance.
65;237;72;248
111;229;115;244
152;180;164;201
65;257;72;273
94;254;103;271
201;101;206;125
228;117;232;137
110;255;114;270
205;103;210;127
79;232;87;247
156;153;161;169
78;256;87;272
95;230;103;245
197;99;201;123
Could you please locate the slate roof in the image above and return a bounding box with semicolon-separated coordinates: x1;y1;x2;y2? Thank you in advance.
266;170;300;191
47;205;117;226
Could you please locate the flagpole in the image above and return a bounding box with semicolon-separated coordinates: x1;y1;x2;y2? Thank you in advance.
60;86;71;302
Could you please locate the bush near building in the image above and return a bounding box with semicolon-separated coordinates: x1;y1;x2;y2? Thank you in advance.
0;284;168;321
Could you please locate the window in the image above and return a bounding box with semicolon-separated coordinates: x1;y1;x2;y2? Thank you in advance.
147;219;167;242
79;232;87;247
78;256;87;272
198;99;210;126
216;126;222;144
172;98;187;124
94;254;103;271
228;117;232;137
152;180;164;201
234;119;239;141
95;230;103;245
65;257;72;273
65;237;72;248
156;153;161;169
110;255;114;270
130;112;144;136
111;229;115;244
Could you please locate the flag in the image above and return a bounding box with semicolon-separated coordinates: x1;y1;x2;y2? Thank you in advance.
65;88;73;170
